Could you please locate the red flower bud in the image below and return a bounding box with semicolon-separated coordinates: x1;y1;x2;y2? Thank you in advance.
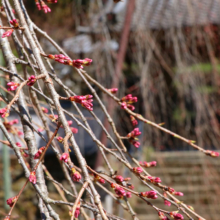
205;150;219;157
60;153;69;163
7;82;19;91
126;192;132;198
132;167;143;174
70;127;78;134
10;19;19;27
140;190;157;199
56;136;64;143
115;175;124;183
107;88;118;94
71;171;81;182
121;102;127;109
41;107;48;113
34;146;45;159
130;115;138;127
6;196;18;207
29;171;37;184
174;192;184;196
169;212;184;220
2;29;14;38
158;212;169;220
27;75;36;86
164;200;171;206
139;161;157;168
0;108;9;118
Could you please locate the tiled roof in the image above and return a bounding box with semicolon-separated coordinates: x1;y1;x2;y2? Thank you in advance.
112;0;220;30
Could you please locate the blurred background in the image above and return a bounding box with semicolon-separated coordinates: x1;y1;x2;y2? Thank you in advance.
1;0;220;219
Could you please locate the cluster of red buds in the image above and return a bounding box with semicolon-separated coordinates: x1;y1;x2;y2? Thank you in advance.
107;88;118;94
34;146;45;159
6;195;18;207
35;0;51;13
146;176;162;184
10;19;19;27
71;168;81;182
27;75;37;86
139;161;157;168
132;166;143;174
110;183;131;199
2;29;14;38
91;173;105;184
60;153;69;163
120;94;138;111
158;212;169;220
69;95;93;111
127;128;141;148
69;202;81;218
130;115;138;127
7;82;19;91
16;142;28;157
205;150;219;157
46;54;92;69
0;107;9;118
169;212;184;220
41;107;48;113
167;187;184;196
29;171;37;184
140;190;158;199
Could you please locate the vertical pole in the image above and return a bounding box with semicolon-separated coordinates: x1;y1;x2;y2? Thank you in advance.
0;52;11;210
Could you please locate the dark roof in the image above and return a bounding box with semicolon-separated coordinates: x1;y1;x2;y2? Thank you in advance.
112;0;220;30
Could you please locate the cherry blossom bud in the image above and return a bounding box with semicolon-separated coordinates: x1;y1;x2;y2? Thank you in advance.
158;212;169;220
82;58;92;66
121;102;127;109
126;192;132;198
9;19;19;27
98;178;105;184
132;167;143;174
139;161;157;168
127;104;135;111
74;207;80;218
41;1;51;13
168;187;175;194
11;119;19;124
127;184;134;190
140;190;157;199
0;108;9;118
127;128;141;138
115;186;126;198
6;196;18;207
2;29;14;38
115;175;124;183
71;171;81;182
67;120;73;126
7;82;19;91
147;176;162;184
130;140;140;148
205;150;219;157
27;75;37;86
49;114;58;121
174;192;184;196
34;146;45;159
56;136;64;143
130;115;138;127
169;212;184;220
18;130;23;136
164;200;171;206
29;171;37;184
70;127;78;134
60;153;69;163
16;142;22;147
3;216;10;220
107;88;118;94
41;107;48;113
